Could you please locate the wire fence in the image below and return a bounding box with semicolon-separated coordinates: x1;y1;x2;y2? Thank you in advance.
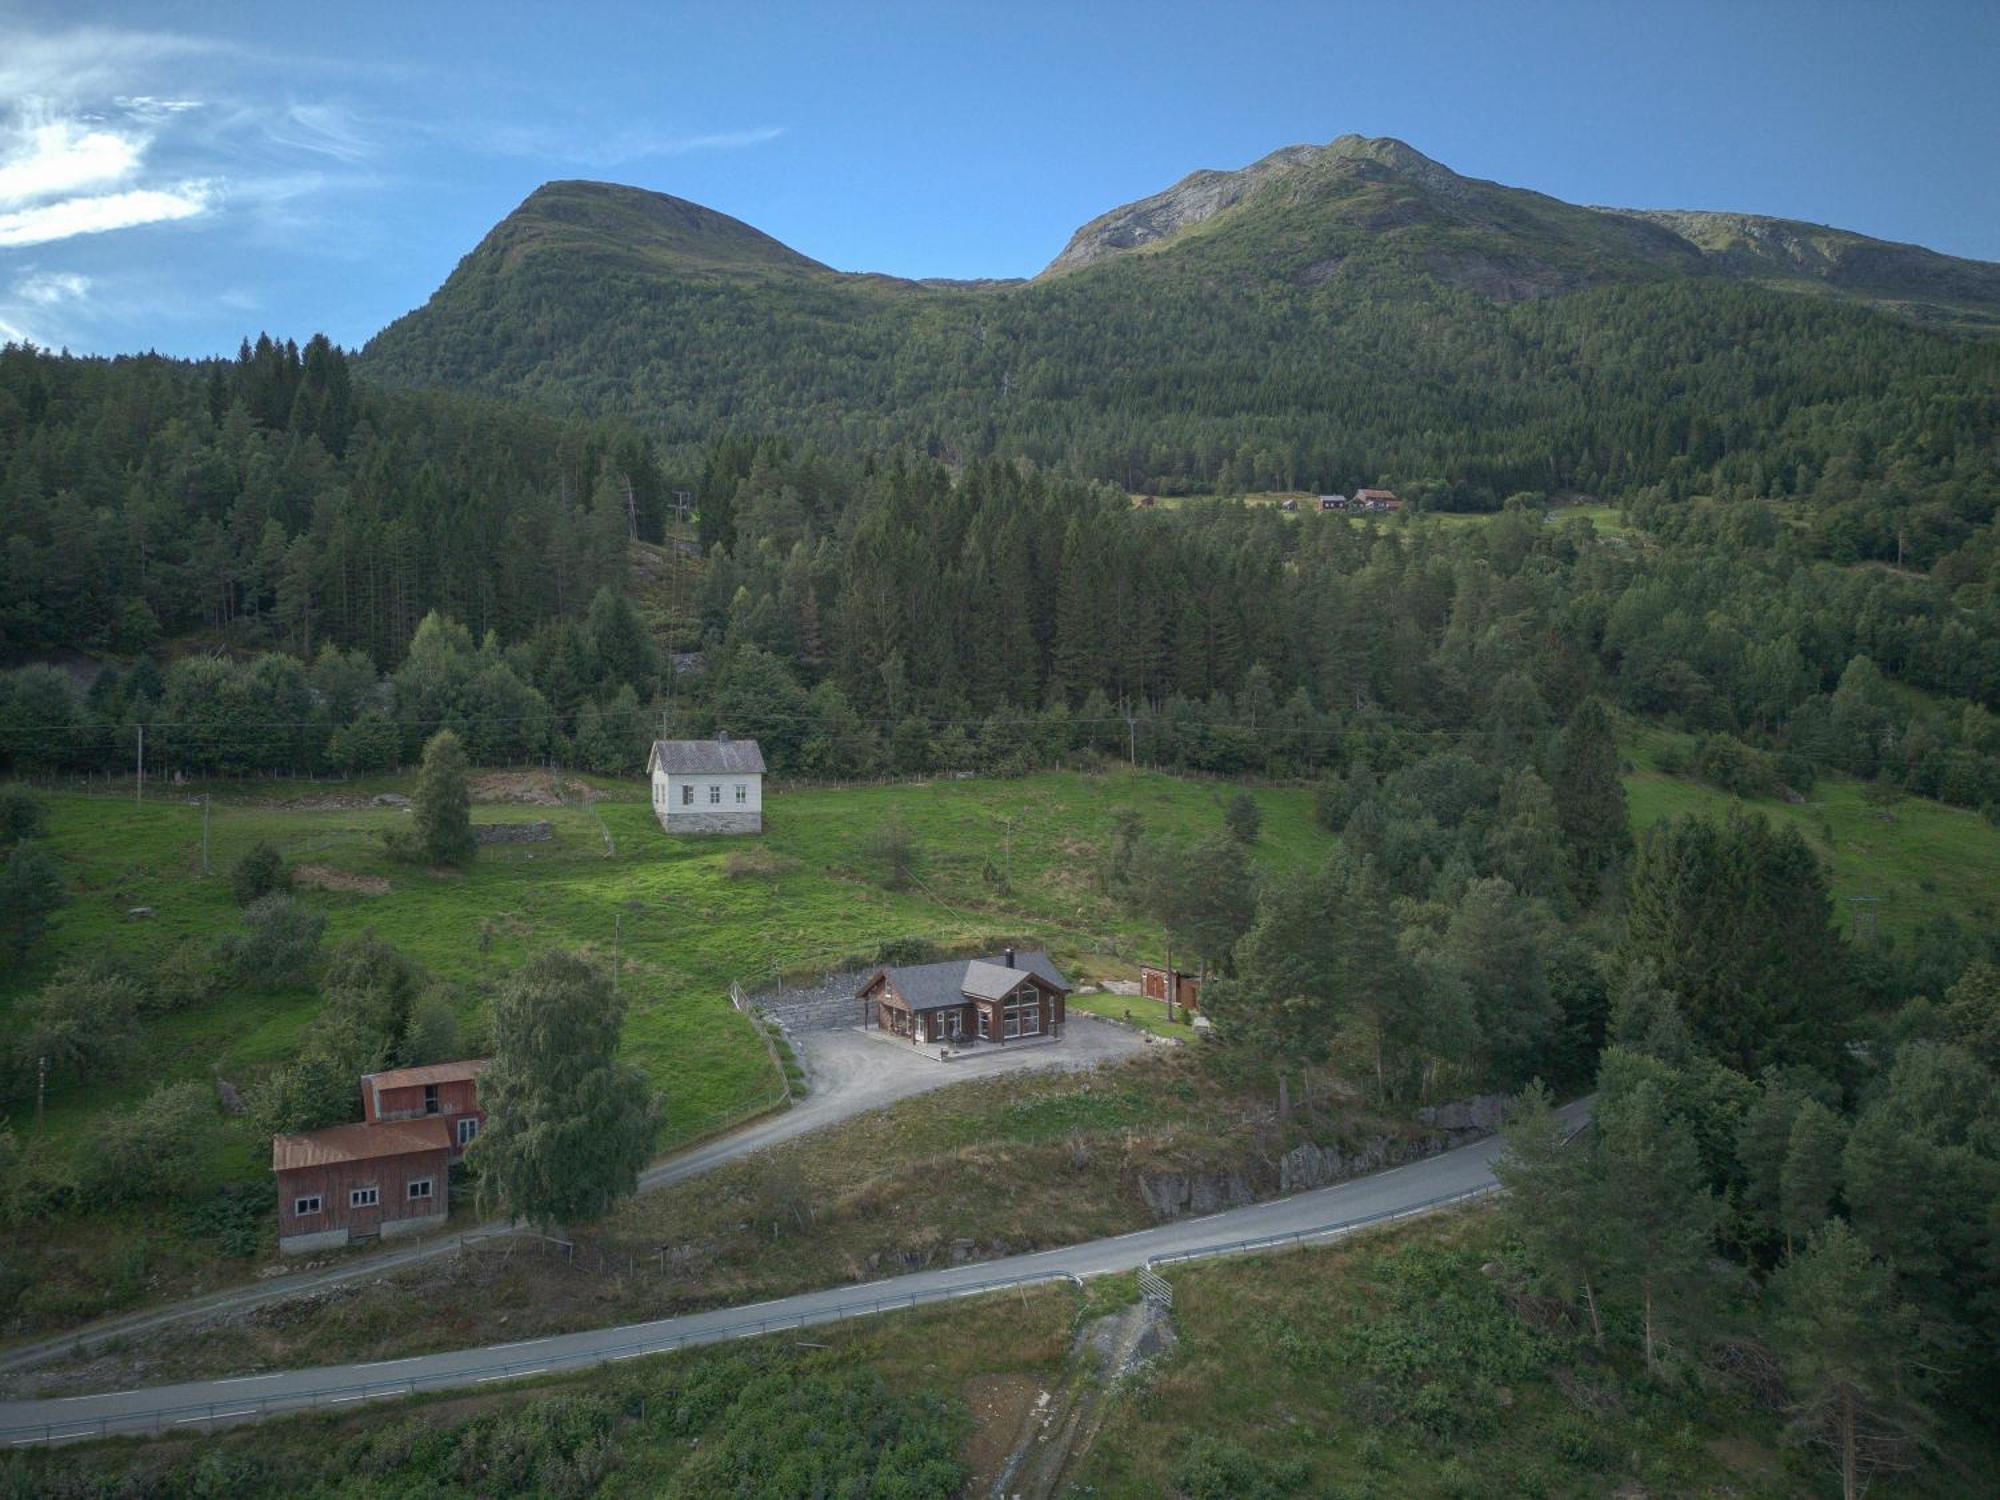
0;1266;1085;1447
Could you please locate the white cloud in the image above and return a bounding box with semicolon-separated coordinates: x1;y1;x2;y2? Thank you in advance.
0;115;145;206
471;120;787;168
0;27;225;102
0;184;213;247
13;269;90;304
260;101;373;162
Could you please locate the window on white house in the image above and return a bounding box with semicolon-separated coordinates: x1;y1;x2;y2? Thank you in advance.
735;783;747;804
681;784;694;806
294;1195;323;1217
457;1117;480;1147
408;1178;434;1201
709;784;721;804
350;1186;380;1208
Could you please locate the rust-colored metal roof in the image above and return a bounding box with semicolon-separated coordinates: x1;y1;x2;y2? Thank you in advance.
272;1116;453;1172
361;1058;490;1092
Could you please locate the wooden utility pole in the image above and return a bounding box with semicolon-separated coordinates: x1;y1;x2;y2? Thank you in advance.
613;911;622;997
35;1056;47;1135
135;724;144;806
202;795;212;876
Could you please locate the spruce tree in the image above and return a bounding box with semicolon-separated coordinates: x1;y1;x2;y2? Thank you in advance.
1779;1099;1846;1254
1551;697;1628;907
1494;1080;1612;1345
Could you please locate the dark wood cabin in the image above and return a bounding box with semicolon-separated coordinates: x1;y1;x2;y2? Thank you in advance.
858;948;1071;1046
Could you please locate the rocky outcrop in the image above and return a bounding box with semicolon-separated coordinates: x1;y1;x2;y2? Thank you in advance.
1140;1091;1512;1219
1137;1167;1257;1220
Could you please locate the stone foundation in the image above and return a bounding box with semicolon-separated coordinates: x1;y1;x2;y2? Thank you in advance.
278;1226;350;1256
661;810;762;835
380;1209;448;1240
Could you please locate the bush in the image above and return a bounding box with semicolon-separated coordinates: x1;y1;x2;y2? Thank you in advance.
219;893;326;987
86;1081;219;1202
1173;1434;1311;1499
0;838;65;961
0;784;48;842
13;964;143;1087
229;841;290;906
1225;790;1262;845
145;942;217;1015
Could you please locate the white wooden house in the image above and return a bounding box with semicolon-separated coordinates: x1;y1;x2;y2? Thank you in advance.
647;734;765;834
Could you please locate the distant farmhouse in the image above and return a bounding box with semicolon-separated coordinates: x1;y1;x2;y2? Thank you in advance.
272;1059;488;1255
1354;488;1402;512
1318;493;1347;511
648;733;765;834
858;948;1071;1047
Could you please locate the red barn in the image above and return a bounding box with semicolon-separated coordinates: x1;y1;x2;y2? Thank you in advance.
273;1117;453;1255
361;1058;489;1159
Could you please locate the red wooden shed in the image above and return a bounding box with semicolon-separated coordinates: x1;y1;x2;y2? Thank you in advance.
273;1116;453;1255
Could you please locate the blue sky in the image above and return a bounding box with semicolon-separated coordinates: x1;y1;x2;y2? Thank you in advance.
2;0;1996;358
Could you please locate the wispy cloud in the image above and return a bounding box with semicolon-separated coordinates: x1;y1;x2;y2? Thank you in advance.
0;184;213;247
470;120;787;169
256;101;375;164
13;269;91;305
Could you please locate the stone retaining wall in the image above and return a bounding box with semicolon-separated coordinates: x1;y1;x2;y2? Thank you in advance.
665;810;762;835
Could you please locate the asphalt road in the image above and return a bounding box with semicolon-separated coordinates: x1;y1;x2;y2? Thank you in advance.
0;1099;1587;1445
0;1018;1151;1379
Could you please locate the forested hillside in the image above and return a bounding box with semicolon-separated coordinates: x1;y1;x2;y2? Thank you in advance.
359;139;2000;508
0;337;663;664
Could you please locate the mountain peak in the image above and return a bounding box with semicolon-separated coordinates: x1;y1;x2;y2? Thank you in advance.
482;179;827;276
1041;134;1463;275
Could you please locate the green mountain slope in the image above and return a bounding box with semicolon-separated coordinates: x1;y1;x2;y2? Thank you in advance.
359;137;2000;498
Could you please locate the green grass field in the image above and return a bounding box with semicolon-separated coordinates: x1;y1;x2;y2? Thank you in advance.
1623;732;2000;943
4;770;1325;1172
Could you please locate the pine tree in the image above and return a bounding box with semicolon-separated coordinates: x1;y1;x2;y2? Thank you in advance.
473;951;661;1232
1494;1080;1612;1345
1770;1221;1929;1500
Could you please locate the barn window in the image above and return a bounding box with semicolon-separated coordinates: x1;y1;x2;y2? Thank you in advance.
408;1178;434;1201
294;1195;322;1217
350;1186;380;1208
681;784;694;806
457;1117;480;1147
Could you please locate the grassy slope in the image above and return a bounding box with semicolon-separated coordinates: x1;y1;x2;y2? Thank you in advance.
30;1211;1997;1498
4;770;1323;1169
1623;732;2000;943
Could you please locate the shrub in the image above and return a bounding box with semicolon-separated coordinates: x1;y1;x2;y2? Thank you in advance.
0;784;48;842
1225;790;1262;845
1173;1434;1311;1499
13;964;143;1087
400;990;464;1066
229;841;290;907
219;894;327;988
0;838;65;961
145;942;217;1015
86;1081;219;1202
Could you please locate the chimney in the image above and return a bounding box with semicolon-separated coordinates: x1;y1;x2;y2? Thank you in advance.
1003;947;1016;970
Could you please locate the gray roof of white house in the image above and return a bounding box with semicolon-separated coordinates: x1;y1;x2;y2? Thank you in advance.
650;737;765;775
864;949;1072;1011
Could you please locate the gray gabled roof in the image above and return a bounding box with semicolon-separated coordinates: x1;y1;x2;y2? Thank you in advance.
862;949;1072;1011
649;737;765;775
